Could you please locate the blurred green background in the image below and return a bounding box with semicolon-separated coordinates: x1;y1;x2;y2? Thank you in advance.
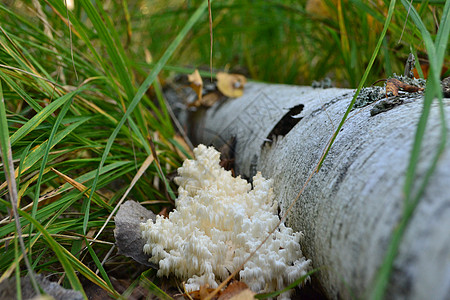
136;0;447;86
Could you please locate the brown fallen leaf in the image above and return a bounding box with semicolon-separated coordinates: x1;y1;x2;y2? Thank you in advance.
217;72;247;98
218;281;255;300
385;78;399;96
385;78;424;97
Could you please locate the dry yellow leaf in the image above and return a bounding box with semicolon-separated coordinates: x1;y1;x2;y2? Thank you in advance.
217;72;247;98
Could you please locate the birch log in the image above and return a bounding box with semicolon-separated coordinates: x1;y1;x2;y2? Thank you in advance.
167;82;450;300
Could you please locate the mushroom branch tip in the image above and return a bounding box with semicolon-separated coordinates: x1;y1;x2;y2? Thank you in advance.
141;144;311;298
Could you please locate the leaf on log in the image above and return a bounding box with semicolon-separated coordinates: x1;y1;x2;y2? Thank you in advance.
217;72;247;98
386;78;424;97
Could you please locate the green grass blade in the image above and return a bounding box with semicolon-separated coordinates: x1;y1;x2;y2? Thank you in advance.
79;0;134;100
153;80;173;136
63;245;120;297
21;118;90;174
9;89;81;145
85;238;114;290
433;0;450;66
44;0;105;71
120;277;140;299
316;0;397;171
369;2;448;299
399;0;436;66
0;79;41;293
399;0;444;202
0;84;12;177
382;37;392;76
368;84;434;300
63;247;122;298
14;237;22;300
17;140;34;192
410;46;425;78
139;276;173;300
370;80;447;300
0;68;43;113
30;96;73;220
84;0;212;234
0;198;85;297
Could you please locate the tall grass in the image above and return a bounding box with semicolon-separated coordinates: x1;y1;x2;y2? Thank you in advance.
0;0;448;299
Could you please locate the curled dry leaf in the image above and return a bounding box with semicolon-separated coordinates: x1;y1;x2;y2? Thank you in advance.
385;78;424;97
385;79;400;96
217;72;247;98
188;69;203;101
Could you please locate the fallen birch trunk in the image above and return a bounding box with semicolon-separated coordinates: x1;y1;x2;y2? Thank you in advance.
166;82;450;300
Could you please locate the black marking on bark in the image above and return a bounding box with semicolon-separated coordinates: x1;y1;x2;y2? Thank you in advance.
265;104;304;144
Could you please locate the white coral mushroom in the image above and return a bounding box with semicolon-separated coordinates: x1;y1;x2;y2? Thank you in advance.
141;144;311;298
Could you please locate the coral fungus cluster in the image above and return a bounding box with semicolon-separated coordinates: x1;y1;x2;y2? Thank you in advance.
141;145;310;297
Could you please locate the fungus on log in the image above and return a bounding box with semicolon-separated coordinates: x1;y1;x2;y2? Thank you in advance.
166;81;450;300
140;145;310;298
